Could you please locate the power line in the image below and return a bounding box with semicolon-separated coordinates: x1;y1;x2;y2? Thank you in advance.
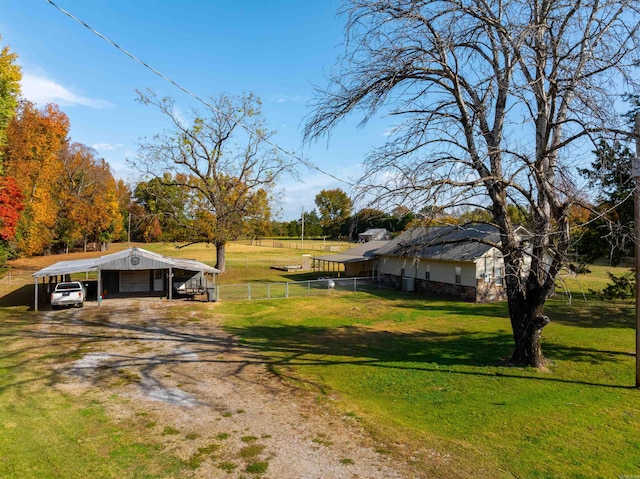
44;0;354;187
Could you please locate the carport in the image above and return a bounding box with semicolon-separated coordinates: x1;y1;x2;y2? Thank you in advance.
311;241;388;277
32;247;219;311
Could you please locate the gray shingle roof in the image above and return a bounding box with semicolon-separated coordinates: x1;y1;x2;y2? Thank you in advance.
374;224;502;262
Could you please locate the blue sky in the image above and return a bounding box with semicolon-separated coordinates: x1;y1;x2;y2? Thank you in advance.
0;0;390;220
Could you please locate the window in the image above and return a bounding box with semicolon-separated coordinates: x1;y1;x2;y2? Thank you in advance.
495;267;503;286
425;264;431;280
455;266;462;285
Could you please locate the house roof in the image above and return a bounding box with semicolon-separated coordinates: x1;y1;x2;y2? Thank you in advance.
374;224;502;262
32;247;219;278
359;228;389;236
312;241;389;264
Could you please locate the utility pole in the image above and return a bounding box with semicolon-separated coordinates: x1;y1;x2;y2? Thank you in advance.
634;112;640;388
301;206;305;251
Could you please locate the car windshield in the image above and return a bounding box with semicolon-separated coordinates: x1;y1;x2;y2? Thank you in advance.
56;283;81;291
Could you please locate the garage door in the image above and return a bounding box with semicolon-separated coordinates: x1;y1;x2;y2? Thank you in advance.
119;270;150;293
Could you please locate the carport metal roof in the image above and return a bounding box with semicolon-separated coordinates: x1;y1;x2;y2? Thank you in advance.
312;241;389;265
32;247;219;278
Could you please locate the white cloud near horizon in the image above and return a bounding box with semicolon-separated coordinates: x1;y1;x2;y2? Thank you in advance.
92;142;124;151
21;73;113;109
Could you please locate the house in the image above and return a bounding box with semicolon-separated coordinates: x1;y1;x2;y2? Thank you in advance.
31;247;219;311
358;228;391;242
312;241;389;277
374;224;508;302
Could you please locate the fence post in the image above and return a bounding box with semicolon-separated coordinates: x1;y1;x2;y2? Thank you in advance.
248;284;251;300
307;281;310;296
286;282;289;298
354;277;357;292
267;284;271;299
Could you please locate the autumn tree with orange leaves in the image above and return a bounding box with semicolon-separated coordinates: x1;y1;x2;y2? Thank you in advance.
55;142;122;252
4;101;69;255
0;40;23;266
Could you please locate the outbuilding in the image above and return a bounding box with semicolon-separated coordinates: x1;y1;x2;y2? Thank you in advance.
31;247;219;311
312;241;389;277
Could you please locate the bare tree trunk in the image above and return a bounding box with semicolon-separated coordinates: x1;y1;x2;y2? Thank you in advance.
215;241;226;273
508;301;550;367
504;267;551;368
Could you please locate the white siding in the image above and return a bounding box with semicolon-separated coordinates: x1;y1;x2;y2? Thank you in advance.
473;248;505;281
378;256;477;287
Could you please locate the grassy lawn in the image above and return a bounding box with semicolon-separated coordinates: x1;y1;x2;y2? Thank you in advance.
217;268;640;479
1;243;639;478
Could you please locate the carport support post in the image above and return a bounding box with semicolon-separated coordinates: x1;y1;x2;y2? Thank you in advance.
34;277;38;312
97;268;102;303
168;267;172;300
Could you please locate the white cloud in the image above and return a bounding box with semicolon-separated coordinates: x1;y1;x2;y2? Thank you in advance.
92;142;124;151
21;73;113;109
271;95;305;104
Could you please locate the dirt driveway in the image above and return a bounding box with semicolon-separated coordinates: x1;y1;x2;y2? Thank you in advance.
41;298;418;478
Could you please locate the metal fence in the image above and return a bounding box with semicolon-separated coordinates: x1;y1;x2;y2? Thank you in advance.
0;271;32;291
215;277;380;302
0;271;380;303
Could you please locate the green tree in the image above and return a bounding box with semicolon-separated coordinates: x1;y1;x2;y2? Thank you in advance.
577;140;635;265
315;188;353;238
135;91;293;272
133;174;192;242
303;209;323;238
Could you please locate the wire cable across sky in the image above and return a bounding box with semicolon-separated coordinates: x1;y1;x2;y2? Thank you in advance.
45;0;355;188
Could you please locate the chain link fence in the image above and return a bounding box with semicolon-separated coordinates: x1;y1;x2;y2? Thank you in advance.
0;271;32;291
215;277;380;302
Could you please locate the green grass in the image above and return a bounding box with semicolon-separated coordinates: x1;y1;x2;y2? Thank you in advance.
218;269;640;479
2;243;639;478
238;444;266;459
245;460;269;474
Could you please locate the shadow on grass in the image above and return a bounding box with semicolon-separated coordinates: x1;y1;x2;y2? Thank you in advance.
0;304;266;397
0;299;633;399
546;297;634;329
0;284;35;309
226;323;635;390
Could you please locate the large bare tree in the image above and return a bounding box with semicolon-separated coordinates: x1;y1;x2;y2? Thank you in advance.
305;0;640;367
136;91;293;272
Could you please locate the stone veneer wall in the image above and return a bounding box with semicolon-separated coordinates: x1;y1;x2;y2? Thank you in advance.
475;279;507;302
379;274;506;302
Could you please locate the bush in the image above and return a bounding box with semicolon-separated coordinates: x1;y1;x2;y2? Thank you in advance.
591;271;635;300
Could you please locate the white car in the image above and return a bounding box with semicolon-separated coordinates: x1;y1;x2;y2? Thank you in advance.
51;281;86;309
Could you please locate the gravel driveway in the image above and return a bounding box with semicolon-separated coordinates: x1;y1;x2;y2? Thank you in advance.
43;298;418;479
